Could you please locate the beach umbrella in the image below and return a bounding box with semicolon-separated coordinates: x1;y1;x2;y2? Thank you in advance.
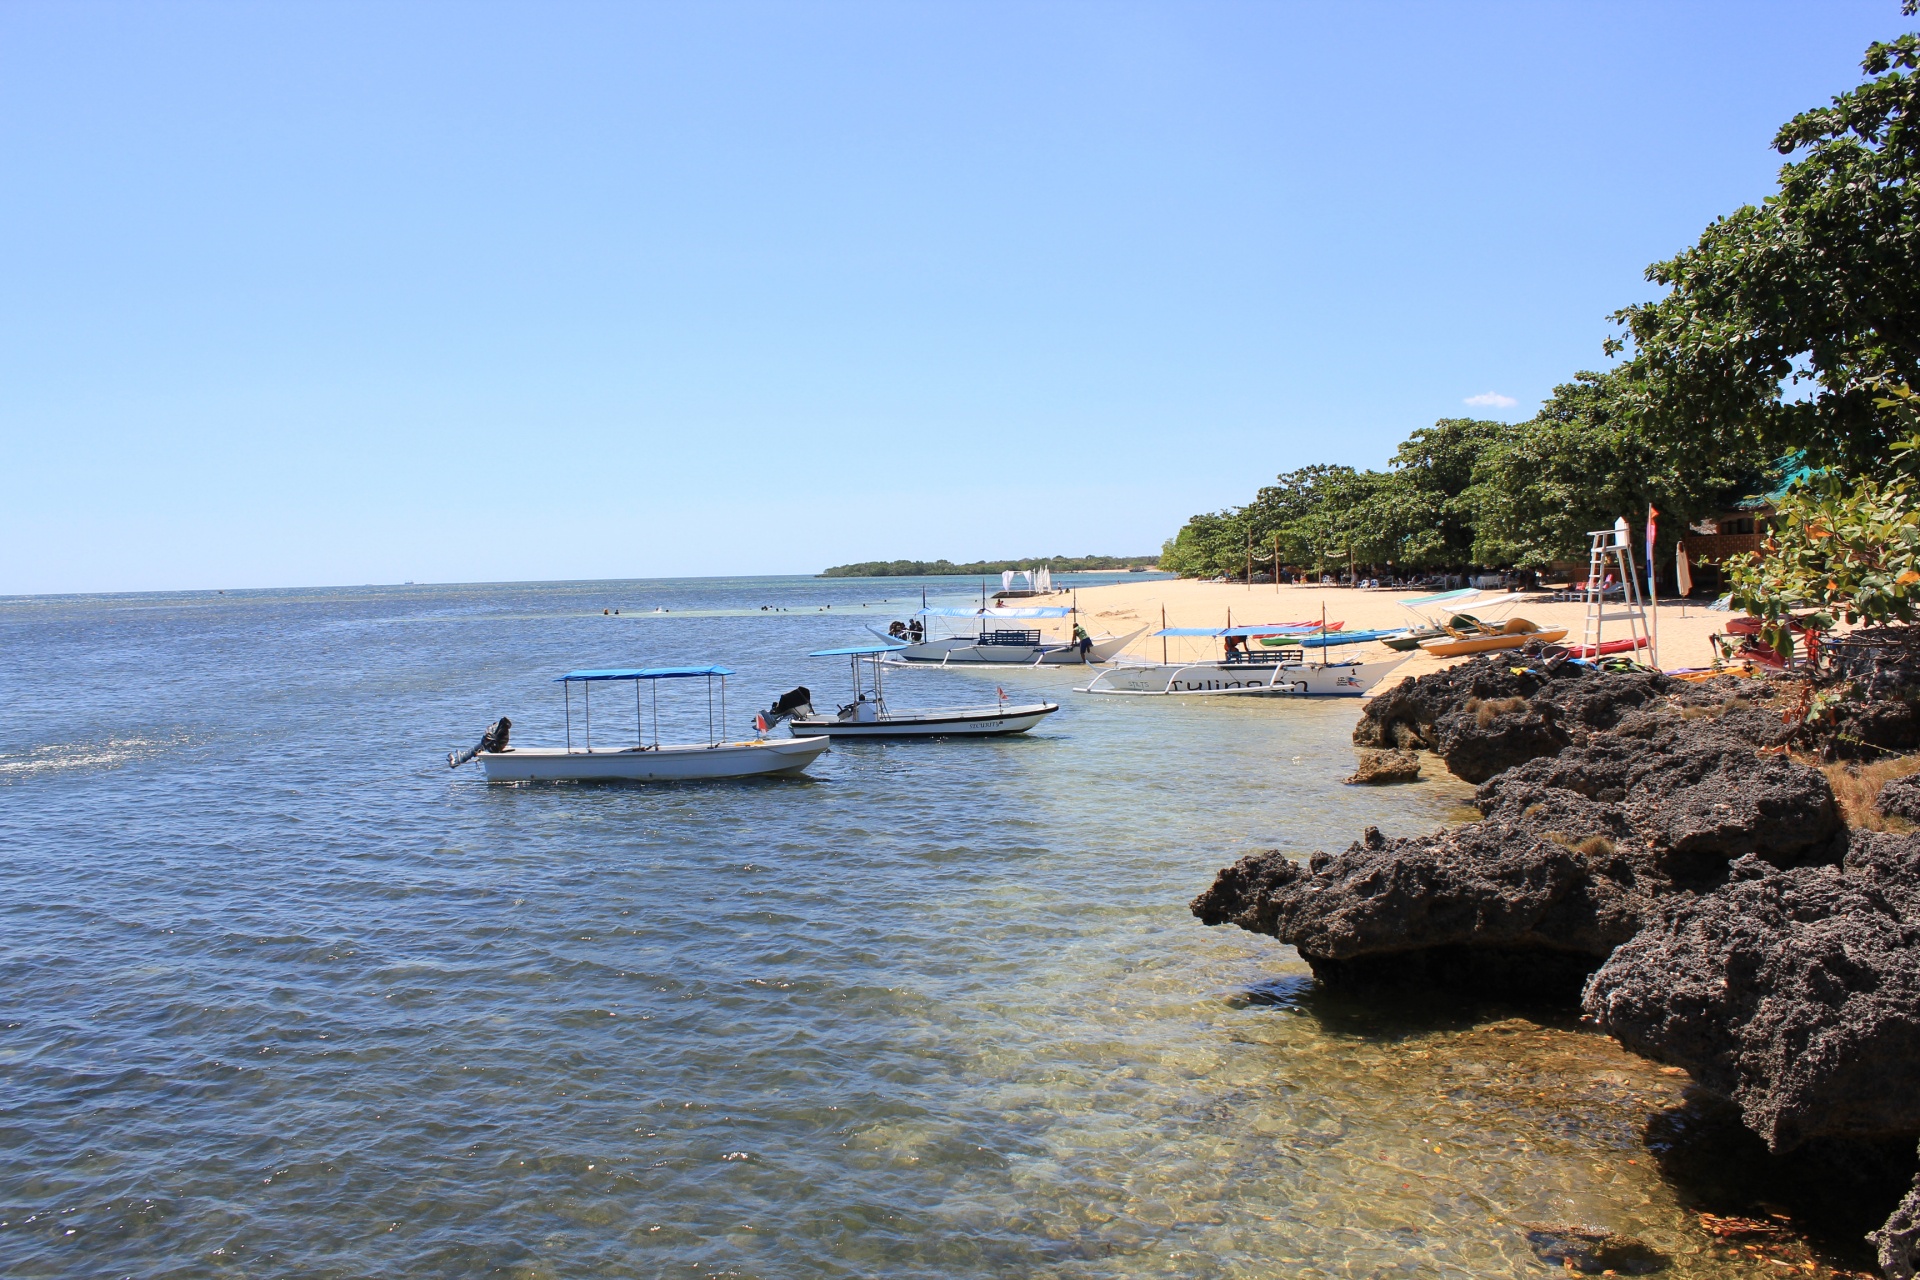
1676;543;1693;598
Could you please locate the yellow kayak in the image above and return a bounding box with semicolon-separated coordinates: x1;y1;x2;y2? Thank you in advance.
1418;620;1568;657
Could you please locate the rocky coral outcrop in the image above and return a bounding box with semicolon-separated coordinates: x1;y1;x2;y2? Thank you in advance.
1351;653;1782;783
1192;822;1646;994
1879;772;1920;824
1343;748;1421;785
1822;628;1920;757
1480;719;1843;883
1207;656;1920;1274
1583;840;1920;1151
1199;706;1842;994
1873;1172;1920;1280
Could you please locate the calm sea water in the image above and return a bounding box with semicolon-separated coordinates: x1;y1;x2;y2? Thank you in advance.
1;576;1753;1277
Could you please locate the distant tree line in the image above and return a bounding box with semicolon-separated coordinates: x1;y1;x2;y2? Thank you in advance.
819;555;1157;578
1165;21;1920;597
1159;400;1772;582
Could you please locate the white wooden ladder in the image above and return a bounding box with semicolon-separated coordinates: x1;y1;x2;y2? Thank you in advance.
1581;520;1653;664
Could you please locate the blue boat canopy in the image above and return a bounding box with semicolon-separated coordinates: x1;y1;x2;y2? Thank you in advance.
554;665;736;682
1220;623;1321;637
809;642;905;657
1297;628;1406;647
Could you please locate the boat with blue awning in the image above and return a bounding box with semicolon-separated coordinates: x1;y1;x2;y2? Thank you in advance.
448;666;830;782
762;643;1061;737
1077;620;1409;698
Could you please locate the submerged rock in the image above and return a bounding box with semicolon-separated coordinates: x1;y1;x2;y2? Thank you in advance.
1343;748;1421;785
1522;1225;1668;1275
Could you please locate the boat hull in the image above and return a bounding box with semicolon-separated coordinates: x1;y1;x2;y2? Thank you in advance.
788;702;1059;737
1382;628;1442;651
879;627;1145;666
475;737;829;782
1418;628;1568;657
1078;657;1409;697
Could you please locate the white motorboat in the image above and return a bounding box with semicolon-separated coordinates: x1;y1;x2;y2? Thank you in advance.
449;666;829;782
874;605;1143;666
766;643;1060;737
1077;624;1409;697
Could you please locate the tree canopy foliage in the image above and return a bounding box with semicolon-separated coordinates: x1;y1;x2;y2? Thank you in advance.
1161;385;1771;579
1615;32;1920;474
819;554;1156;578
1166;20;1920;585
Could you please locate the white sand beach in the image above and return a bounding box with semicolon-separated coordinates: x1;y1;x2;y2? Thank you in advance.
1068;577;1746;678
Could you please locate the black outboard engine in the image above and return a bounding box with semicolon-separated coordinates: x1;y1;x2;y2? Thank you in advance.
759;687;814;728
448;717;511;769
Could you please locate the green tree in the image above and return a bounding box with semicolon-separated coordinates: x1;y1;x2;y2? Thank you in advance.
1462;369;1772;573
1383;418;1516;568
1616;29;1920;473
1160;509;1247;578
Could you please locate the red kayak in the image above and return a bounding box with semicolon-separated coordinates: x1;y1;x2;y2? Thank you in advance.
1566;636;1649;659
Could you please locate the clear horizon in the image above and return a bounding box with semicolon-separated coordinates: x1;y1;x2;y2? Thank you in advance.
0;564;1174;602
1;1;1901;594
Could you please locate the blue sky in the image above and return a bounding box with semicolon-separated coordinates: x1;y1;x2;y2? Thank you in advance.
0;1;1903;593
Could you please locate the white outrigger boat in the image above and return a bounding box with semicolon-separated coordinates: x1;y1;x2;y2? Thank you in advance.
1078;623;1409;697
449;666;829;782
872;605;1144;667
763;643;1060;737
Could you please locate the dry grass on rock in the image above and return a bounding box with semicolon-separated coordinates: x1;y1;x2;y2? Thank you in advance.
1819;755;1920;832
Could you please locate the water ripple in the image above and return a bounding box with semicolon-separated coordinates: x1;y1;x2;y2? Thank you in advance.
0;578;1753;1277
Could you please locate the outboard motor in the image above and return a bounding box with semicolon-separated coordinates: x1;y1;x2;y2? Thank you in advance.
758;687;814;730
448;717;511;769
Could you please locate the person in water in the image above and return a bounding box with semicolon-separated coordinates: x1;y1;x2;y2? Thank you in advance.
1074;623;1092;660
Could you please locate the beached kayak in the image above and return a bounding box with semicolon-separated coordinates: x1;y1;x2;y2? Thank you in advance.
1419;627;1568;657
1566;636;1648;659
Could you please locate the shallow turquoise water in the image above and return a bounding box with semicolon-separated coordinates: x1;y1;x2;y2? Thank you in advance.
0;576;1749;1277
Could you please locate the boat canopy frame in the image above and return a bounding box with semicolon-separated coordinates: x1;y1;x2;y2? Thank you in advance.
809;642;897;710
553;666;737;753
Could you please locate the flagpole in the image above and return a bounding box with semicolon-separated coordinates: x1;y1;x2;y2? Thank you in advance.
1646;504;1661;670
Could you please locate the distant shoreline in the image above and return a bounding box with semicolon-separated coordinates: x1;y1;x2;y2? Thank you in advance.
819;556;1160;578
